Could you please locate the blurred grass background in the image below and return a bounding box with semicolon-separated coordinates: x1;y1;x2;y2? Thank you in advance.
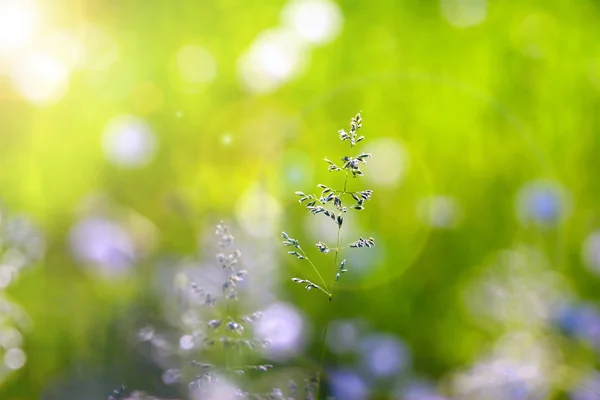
2;0;600;398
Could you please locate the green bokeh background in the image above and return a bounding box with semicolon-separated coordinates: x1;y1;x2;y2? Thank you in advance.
2;0;600;398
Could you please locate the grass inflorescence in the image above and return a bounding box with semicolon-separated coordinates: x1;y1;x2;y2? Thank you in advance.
281;112;376;398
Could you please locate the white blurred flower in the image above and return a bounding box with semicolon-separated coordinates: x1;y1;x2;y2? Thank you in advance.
463;247;564;327
452;331;554;400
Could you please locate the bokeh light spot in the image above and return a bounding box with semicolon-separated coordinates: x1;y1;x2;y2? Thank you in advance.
235;186;281;238
175;45;217;93
0;0;39;54
101;115;158;168
441;0;487;28
79;23;119;70
0;265;15;289
10;51;70;105
131;82;164;115
416;195;462;229
238;28;308;94
4;348;26;370
0;327;22;349
362;138;409;188
281;0;343;45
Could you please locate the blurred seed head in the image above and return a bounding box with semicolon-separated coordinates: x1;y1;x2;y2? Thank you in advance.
161;368;181;385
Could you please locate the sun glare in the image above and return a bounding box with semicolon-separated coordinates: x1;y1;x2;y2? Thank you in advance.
0;0;39;55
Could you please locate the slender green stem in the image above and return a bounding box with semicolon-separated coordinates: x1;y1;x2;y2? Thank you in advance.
316;321;329;398
310;283;331;297
330;172;348;301
316;172;348;399
297;247;330;293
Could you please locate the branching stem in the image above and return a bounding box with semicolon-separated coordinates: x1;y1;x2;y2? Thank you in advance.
297;247;330;294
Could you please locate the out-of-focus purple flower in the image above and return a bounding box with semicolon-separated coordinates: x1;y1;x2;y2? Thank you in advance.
569;371;600;400
69;217;136;276
398;379;448;400
255;302;305;360
329;369;370;400
554;302;600;351
326;319;365;355
101;115;158;168
516;180;568;227
358;333;410;379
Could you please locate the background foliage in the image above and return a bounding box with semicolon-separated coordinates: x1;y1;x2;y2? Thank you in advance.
1;0;600;398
